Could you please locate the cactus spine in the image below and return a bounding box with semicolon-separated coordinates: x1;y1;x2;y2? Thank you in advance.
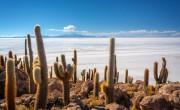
72;49;77;83
104;65;108;81
125;69;128;83
33;25;48;109
5;58;16;110
154;58;168;85
94;72;99;98
8;51;13;58
54;54;74;105
144;69;149;89
24;55;35;93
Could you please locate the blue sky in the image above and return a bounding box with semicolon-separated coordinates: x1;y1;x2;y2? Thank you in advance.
0;0;180;37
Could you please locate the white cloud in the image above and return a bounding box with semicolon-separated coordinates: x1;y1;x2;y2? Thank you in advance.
63;25;76;32
171;32;180;37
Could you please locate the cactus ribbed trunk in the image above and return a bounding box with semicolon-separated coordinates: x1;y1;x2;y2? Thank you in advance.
34;25;48;110
114;54;117;83
50;66;52;79
106;37;115;105
144;69;149;89
104;65;107;81
25;39;27;56
5;59;16;110
62;79;70;105
94;72;99;98
8;51;13;58
125;69;128;83
72;50;77;83
154;62;159;85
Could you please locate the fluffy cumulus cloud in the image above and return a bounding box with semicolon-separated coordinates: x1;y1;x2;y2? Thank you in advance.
47;25;180;37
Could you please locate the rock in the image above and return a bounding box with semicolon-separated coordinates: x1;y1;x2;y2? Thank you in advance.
49;89;62;98
135;80;144;85
105;103;128;110
169;90;180;109
48;78;62;93
131;92;146;110
140;95;170;110
79;81;94;99
0;68;28;99
66;99;85;110
89;105;105;110
158;84;180;95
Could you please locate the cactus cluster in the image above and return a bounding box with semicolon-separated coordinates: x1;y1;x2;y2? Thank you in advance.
72;50;77;83
5;58;16;110
154;57;168;85
33;25;48;110
54;54;74;105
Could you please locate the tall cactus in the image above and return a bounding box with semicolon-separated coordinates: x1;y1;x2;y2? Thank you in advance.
144;69;149;89
114;54;117;83
54;54;74;105
8;51;13;58
72;49;77;83
33;25;48;109
5;58;16;110
25;39;27;56
125;69;128;83
104;65;108;81
49;66;52;79
94;72;99;98
102;37;115;105
24;55;35;93
154;58;168;85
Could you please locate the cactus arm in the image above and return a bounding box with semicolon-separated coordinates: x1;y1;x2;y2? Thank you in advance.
61;54;66;70
53;62;63;80
104;65;108;81
144;69;149;89
24;56;30;76
33;67;42;84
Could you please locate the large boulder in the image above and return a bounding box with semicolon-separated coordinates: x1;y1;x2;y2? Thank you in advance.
169;90;180;109
140;95;170;110
78;81;94;99
131;92;146;110
158;84;180;95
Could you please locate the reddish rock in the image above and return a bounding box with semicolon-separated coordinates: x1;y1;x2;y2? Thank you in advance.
169;90;180;109
105;103;128;110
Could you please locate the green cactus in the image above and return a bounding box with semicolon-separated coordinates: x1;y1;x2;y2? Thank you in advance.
5;58;16;110
33;25;48;110
54;54;74;105
104;37;115;105
154;58;168;85
104;65;108;81
8;51;13;58
72;49;77;83
24;55;35;94
125;69;128;83
144;69;149;89
81;70;85;81
94;72;99;98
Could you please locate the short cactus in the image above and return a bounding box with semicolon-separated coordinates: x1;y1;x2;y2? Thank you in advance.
81;70;86;81
128;76;133;84
104;65;108;81
116;72;119;82
56;56;58;62
5;58;16;110
24;55;35;94
8;51;13;58
49;66;52;79
125;69;128;83
94;72;99;98
0;55;5;67
33;25;48;110
144;69;149;89
72;49;77;83
90;69;94;80
154;58;168;85
54;54;74;105
86;71;90;81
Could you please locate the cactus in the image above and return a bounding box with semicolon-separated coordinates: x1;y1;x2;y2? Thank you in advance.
93;68;96;79
56;56;58;62
8;51;13;58
104;37;115;105
104;65;108;81
54;54;74;105
81;70;86;81
0;55;5;67
116;72;119;82
72;49;77;83
49;66;52;79
114;54;117;83
125;69;128;83
154;58;168;85
94;72;99;98
5;58;16;110
33;25;48;109
86;71;90;81
25;39;27;55
128;76;133;84
24;55;35;94
14;55;21;67
144;69;149;89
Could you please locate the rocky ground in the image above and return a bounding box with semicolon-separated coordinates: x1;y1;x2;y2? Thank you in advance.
0;68;180;110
